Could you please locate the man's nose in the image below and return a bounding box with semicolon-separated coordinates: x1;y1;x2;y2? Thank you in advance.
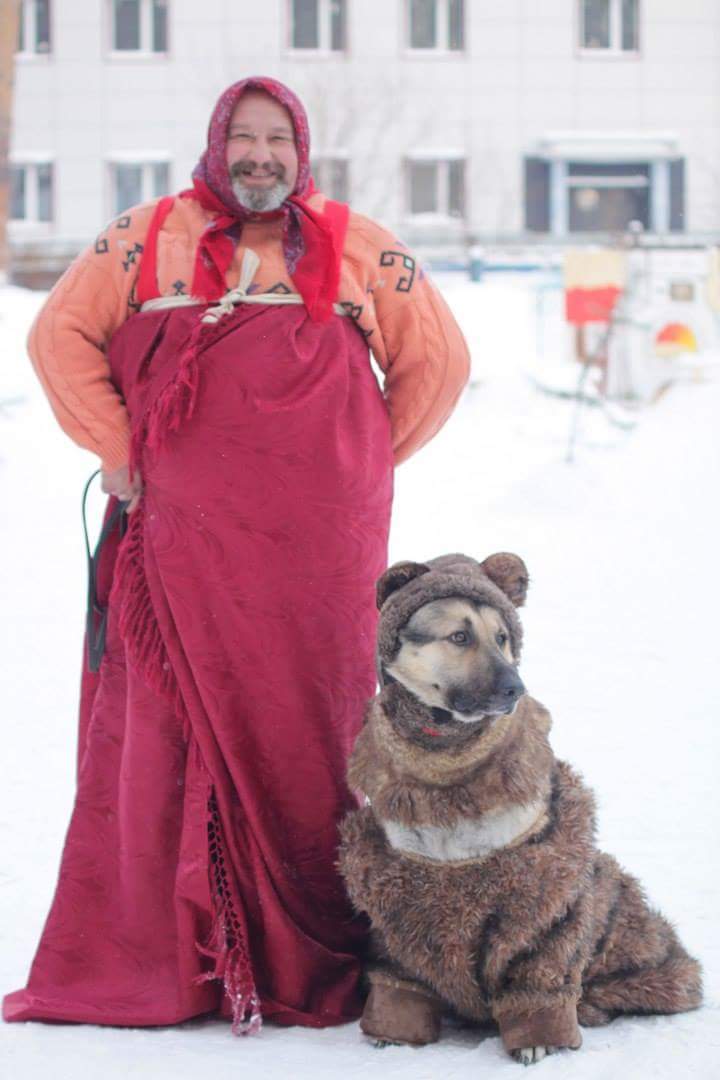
244;137;275;164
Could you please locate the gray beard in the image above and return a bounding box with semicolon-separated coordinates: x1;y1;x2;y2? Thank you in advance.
231;176;291;212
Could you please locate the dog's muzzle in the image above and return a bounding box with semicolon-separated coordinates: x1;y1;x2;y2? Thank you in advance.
448;670;526;717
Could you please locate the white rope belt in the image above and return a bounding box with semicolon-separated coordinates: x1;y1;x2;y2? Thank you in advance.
140;247;347;323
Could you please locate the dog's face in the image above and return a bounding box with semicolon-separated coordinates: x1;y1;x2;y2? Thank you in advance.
385;597;526;723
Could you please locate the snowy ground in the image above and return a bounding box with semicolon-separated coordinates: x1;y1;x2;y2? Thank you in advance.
1;277;718;1079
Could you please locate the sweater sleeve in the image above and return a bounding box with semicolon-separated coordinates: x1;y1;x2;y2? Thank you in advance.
343;214;471;466
27;201;159;472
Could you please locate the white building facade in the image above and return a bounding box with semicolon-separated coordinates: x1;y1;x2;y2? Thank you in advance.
9;0;720;281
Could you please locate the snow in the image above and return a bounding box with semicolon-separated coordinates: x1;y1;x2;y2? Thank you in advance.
1;277;719;1079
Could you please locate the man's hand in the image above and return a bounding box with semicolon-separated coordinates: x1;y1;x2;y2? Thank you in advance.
101;465;143;513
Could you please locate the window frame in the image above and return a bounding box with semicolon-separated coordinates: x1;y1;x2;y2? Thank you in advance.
405;0;465;55
9;158;55;225
15;0;53;59
404;155;466;221
577;0;640;58
286;0;347;55
107;156;172;217
566;161;652;233
107;0;170;59
528;133;683;235
528;156;681;236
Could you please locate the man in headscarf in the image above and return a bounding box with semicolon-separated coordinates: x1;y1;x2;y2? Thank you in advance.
3;77;470;1036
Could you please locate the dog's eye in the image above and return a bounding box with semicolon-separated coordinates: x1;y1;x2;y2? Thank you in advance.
450;631;469;645
496;631;508;646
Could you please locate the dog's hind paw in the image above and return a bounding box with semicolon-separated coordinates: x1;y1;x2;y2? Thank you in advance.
511;1046;557;1066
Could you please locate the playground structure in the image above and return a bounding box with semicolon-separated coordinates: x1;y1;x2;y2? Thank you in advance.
528;233;720;458
562;239;720;400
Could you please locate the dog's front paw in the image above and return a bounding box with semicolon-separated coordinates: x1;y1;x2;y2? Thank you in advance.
360;978;442;1046
511;1046;557;1066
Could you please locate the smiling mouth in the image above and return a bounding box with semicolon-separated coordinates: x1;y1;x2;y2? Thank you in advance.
232;164;282;181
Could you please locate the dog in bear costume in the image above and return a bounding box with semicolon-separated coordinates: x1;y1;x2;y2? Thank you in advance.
338;553;702;1065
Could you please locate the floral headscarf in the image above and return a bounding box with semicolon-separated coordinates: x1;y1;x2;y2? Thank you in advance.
186;76;348;322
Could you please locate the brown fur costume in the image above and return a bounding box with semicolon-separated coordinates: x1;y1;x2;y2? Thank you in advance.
338;554;702;1055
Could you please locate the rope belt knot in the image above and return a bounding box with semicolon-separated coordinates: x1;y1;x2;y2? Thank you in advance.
140;248;347;320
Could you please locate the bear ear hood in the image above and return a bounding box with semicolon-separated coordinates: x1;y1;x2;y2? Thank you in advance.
375;552;528;676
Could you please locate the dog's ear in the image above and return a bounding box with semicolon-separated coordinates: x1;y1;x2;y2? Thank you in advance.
376;561;432;609
480;553;529;608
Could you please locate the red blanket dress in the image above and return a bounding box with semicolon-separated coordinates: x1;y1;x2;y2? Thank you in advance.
3;296;393;1032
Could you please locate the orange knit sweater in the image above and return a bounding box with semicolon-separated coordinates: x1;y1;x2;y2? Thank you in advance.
27;192;471;472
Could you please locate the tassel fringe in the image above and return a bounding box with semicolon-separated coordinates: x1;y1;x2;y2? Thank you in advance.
194;790;262;1035
130;318;206;475
110;505;184;719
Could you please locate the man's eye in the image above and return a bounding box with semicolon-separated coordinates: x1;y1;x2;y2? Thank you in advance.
450;631;468;645
496;631;508;646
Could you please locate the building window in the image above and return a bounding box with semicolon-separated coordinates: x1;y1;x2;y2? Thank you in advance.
407;159;465;218
311;158;349;202
10;162;54;222
111;0;168;53
408;0;464;51
110;160;170;215
16;0;52;54
580;0;639;53
524;154;685;235
567;162;649;232
290;0;346;50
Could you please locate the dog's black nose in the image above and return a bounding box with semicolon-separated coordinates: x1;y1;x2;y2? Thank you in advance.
497;671;525;702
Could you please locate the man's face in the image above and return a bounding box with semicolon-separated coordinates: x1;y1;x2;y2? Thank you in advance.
225;91;299;212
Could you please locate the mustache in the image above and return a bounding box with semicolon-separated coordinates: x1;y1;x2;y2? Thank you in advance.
229;161;286;181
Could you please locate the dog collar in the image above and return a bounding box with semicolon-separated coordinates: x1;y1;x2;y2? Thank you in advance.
422;706;454;737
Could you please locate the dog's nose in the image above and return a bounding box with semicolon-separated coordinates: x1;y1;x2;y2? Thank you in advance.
497;671;525;702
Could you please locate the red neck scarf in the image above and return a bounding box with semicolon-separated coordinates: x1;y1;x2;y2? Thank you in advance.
183;76;348;323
